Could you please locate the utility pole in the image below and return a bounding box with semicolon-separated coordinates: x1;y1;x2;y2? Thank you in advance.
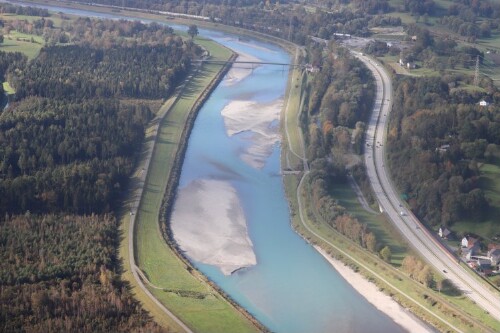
474;55;480;86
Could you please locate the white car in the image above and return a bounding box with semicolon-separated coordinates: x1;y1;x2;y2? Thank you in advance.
400;211;406;216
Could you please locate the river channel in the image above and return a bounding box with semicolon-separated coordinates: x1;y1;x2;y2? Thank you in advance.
6;2;407;332
169;31;406;333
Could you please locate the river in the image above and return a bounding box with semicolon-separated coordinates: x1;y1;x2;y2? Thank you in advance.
4;2;407;332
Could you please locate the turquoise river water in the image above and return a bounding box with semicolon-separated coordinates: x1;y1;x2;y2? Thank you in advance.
6;2;408;332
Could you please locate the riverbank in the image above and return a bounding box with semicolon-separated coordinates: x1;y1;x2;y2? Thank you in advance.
314;246;433;333
279;55;435;333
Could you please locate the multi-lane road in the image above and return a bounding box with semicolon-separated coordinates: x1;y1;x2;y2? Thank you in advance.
355;52;500;322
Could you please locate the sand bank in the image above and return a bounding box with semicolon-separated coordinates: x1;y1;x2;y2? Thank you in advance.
171;179;256;275
221;99;282;168
224;51;261;86
315;246;433;333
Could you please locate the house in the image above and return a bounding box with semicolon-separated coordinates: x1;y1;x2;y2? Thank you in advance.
399;58;416;69
305;64;320;73
436;144;450;154
479;100;490;107
488;248;500;266
462;236;479;248
476;258;494;276
332;33;351;39
438;226;451;239
462;236;480;259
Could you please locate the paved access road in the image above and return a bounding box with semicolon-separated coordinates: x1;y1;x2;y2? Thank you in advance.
355;52;500;322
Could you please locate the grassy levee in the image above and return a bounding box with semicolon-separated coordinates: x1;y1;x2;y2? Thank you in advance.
283;172;500;333
119;38;261;333
282;62;306;170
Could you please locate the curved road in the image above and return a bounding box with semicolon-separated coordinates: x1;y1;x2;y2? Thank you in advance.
354;52;500;322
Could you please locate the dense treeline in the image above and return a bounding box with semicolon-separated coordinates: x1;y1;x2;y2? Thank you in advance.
0;3;49;17
0;52;26;81
448;0;500;19
0;214;164;332
402;0;436;16
302;46;381;253
387;75;500;226
307;159;378;253
3;16;186;50
306;47;374;165
66;0;401;43
0;97;152;214
12;43;191;100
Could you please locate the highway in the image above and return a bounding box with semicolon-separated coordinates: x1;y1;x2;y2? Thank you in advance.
354;52;500;322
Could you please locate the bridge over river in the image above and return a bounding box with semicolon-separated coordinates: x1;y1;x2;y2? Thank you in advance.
193;59;305;68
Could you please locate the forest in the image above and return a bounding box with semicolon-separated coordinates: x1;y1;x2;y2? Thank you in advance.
0;3;49;17
0;19;199;215
0;214;164;332
302;45;382;254
0;11;198;332
387;74;500;227
0;97;152;214
13;43;191;100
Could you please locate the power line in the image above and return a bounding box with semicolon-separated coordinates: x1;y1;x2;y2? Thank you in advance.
474;55;480;86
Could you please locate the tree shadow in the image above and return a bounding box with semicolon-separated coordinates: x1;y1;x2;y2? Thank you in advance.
439;279;463;297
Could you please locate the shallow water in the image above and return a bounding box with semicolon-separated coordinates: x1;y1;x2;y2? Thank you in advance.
6;2;407;331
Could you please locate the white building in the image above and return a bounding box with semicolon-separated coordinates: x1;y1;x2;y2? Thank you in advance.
488;248;500;266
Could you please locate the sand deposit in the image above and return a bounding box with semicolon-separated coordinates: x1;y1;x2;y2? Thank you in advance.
315;246;434;333
221;99;282;168
171;179;256;275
